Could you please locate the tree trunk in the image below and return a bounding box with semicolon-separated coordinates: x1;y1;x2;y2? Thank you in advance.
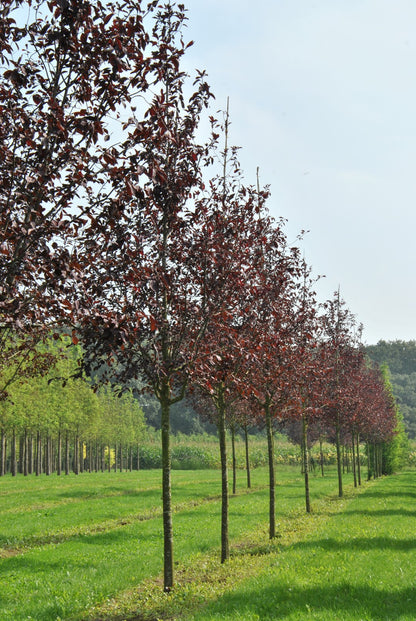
217;385;229;563
0;429;5;476
356;433;361;486
46;435;51;475
160;381;174;591
23;429;28;476
319;437;324;477
335;423;343;497
137;443;140;471
11;429;17;476
28;435;34;474
244;424;251;489
231;425;236;495
302;415;311;513
65;432;70;475
36;431;42;476
57;430;62;476
74;434;79;475
265;401;276;538
352;434;357;488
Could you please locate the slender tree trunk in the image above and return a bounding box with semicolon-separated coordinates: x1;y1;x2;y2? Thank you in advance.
23;429;28;476
36;431;42;476
217;385;229;563
319;437;324;477
78;442;85;473
265;401;276;538
57;430;62;476
108;446;111;472
19;434;24;474
74;435;79;475
302;415;311;513
335;423;343;497
28;435;34;474
0;429;5;476
46;435;52;475
160;380;174;591
11;429;17;476
65;432;70;475
352;434;357;488
244;424;251;489
137;443;140;471
231;425;236;495
356;433;361;486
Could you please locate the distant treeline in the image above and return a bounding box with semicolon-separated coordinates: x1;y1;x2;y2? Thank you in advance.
366;340;416;438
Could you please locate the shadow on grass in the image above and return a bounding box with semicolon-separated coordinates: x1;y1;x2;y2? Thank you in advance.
289;535;416;552
189;581;416;620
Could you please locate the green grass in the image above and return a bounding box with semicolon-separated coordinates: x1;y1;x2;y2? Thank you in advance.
2;466;415;620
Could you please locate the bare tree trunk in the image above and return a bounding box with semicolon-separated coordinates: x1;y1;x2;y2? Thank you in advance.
217;386;229;563
244;424;251;489
23;429;28;476
137;443;140;471
231;425;236;495
352;434;357;487
65;432;70;475
46;435;51;475
356;433;361;486
161;380;174;590
265;401;276;538
36;431;41;476
302;415;311;513
0;429;5;476
319;437;324;477
57;430;62;476
335;423;343;497
28;435;34;474
11;429;17;477
74;435;79;475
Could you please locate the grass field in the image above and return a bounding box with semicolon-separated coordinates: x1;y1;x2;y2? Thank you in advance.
1;466;415;620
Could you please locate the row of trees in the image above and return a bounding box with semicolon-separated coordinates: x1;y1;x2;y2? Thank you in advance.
0;341;146;475
1;0;404;591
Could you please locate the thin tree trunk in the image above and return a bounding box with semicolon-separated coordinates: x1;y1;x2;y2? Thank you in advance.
28;435;34;475
244;424;251;489
11;429;17;477
36;430;42;476
319;437;324;477
231;425;236;495
136;443;140;471
74;435;79;475
265;401;276;538
335;423;343;497
46;435;51;475
356;433;361;486
0;429;5;476
161;381;174;591
302;415;311;513
65;432;70;475
57;430;62;476
352;434;357;488
23;429;28;476
217;385;229;563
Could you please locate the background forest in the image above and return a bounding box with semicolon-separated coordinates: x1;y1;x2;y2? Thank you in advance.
365;340;416;438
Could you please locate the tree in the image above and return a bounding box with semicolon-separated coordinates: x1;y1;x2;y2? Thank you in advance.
70;4;216;591
320;290;361;497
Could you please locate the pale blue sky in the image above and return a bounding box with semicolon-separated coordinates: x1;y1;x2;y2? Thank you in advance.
182;0;416;345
